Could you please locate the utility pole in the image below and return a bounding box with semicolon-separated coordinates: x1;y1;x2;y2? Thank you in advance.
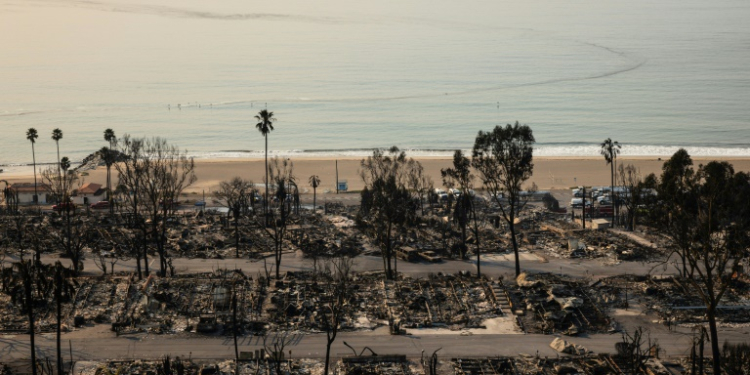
335;160;339;194
582;186;586;230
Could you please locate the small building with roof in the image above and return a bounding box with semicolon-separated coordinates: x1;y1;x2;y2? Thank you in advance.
9;182;50;204
73;182;106;205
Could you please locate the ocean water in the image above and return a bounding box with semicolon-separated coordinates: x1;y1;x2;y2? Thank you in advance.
1;0;750;170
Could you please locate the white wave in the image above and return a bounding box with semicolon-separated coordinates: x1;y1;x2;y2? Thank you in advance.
189;145;750;160
534;145;750;157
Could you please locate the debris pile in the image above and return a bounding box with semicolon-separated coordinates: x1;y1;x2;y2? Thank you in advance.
387;273;506;330
509;273;612;335
451;355;679;375
599;274;750;327
535;221;662;261
339;355;419;375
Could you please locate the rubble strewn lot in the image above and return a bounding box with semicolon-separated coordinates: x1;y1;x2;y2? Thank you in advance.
1;270;518;335
534;221;662;261
69;357;425;375
75;358;325;375
597;274;750;327
450;355;682;375
4;193;749;374
508;273;614;335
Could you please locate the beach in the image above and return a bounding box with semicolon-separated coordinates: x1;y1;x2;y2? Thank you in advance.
3;156;749;196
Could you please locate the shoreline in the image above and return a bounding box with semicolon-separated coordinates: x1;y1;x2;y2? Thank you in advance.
3;156;750;194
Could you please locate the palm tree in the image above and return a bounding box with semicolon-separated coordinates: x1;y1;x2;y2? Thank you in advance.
600;138;621;226
60;157;71;196
309;175;321;214
99;147;116;214
103;129;117;214
255;109;276;215
52;128;63;183
26;128;39;204
103;128;117;149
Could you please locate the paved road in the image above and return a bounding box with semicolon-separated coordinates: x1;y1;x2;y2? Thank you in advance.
26;248;672;282
3;323;750;362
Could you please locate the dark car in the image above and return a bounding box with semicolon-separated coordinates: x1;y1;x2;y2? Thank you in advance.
52;202;76;211
90;201;110;209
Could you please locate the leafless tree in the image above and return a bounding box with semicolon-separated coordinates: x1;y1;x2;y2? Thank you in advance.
406;159;433;216
263;333;296;375
442;150;486;274
116;136;196;277
115;135;148;278
617;164;656;231
214;177;256;258
267;157;295;279
50;216;93;275
615;327;655;375
42;164;87;274
0;259;54;375
320;257;353;375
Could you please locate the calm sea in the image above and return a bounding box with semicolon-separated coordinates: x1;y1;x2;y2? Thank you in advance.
2;0;750;172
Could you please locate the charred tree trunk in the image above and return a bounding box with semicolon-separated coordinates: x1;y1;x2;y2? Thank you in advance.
707;309;720;375
509;220;520;277
25;276;37;375
55;270;63;375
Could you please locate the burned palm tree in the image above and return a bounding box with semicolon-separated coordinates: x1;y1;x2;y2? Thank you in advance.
600;138;621;225
51;128;63;182
309;175;320;214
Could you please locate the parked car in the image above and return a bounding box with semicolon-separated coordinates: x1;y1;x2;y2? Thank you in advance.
419;251;442;263
449;188;462;198
52;202;76;211
570;198;593;208
194;200;206;207
90;201;110;209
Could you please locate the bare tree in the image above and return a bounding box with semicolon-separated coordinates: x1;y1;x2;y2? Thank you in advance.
115;135;148;279
263;333;296;375
617;164;656;231
406;159;433;216
42;164;85;274
52;261;77;375
50;216;94;275
320;257;353;375
472;122;535;277
615;327;654;375
116;136;196;277
214;177;256;258
442;150;485;274
267;157;295;279
0;259;54;375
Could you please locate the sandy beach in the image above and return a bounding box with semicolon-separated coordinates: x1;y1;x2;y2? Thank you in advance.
3;156;750;196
